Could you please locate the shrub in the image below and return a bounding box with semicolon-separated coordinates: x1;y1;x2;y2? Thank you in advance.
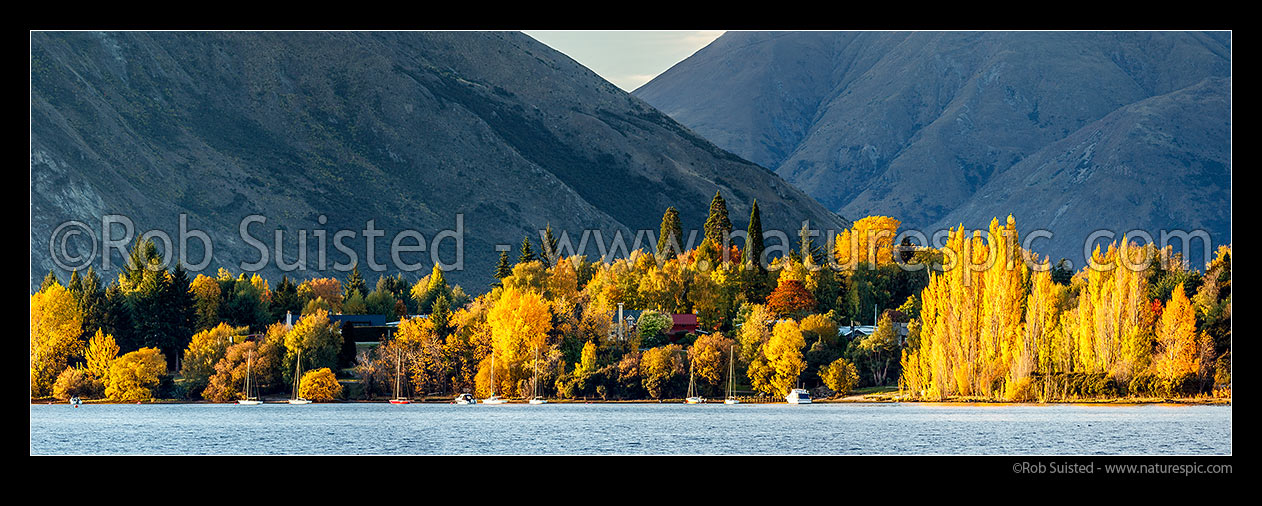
820;357;860;395
105;348;167;402
299;368;343;402
52;366;102;400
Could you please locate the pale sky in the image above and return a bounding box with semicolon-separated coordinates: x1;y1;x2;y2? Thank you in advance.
523;31;726;92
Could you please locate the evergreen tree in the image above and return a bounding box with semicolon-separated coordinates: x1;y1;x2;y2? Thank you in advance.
103;284;137;353
741;201;771;303
743;200;765;269
1051;258;1073;285
703;191;732;258
431;293;452;338
518;236;537;265
75;267;108;343
165;263;196;368
68;269;82;295
345;266;367;300
657;207;684;257
541;224;559;268
797;221;823;266
494;251;512;284
40;270;59;292
270;276;302;323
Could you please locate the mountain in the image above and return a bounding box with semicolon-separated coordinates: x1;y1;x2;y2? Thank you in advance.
30;31;847;292
634;31;1231;267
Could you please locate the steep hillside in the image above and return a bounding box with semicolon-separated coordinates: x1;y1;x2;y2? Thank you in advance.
31;31;847;292
635;31;1231;265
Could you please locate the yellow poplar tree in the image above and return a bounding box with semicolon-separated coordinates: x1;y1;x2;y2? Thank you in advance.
486;286;553;397
1154;283;1198;379
31;283;84;398
85;329;121;382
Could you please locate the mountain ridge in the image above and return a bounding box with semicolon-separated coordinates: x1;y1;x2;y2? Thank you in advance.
31;31;848;292
634;31;1231;266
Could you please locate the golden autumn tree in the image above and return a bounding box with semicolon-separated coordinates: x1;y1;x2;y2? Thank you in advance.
750;319;807;396
833;215;901;268
1060;239;1152;381
736;304;773;367
485;286;553;397
105;347;167;402
396;316;448;395
1153;283;1198;379
901;217;1025;400
85;329;121;383
181;323;246;396
31;282;84;398
283;309;343;387
688;332;735;394
640;344;684;399
189;274;222;331
821;357;860;395
298;278;344;312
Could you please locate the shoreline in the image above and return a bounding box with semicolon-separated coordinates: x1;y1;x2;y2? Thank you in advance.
32;396;1232;406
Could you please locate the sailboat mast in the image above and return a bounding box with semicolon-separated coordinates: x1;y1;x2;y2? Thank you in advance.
293;348;301;399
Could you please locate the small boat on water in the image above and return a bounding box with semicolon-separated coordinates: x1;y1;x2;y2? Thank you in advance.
528;346;547;405
288;348;312;404
70;396;81;407
390;348;410;404
453;393;476;404
685;362;705;404
786;388;812;404
724;345;739;405
238;351;263;405
483;352;508;404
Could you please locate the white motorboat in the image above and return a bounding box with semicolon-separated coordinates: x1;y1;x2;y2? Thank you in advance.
786;388;812;404
453;393;476;404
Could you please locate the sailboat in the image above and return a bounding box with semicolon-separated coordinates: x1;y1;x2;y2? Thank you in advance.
390;348;410;404
288;348;312;404
238;350;263;405
724;345;739;404
685;359;705;404
483;352;507;404
529;346;547;404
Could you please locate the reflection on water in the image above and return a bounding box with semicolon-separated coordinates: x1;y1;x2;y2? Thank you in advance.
29;402;1231;455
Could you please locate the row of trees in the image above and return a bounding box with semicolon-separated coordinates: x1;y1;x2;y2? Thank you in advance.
34;190;1229;403
899;216;1231;401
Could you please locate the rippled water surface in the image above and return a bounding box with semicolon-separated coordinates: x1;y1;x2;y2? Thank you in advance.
30;402;1230;455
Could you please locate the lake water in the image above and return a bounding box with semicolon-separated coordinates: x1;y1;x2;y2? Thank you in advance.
29;402;1231;455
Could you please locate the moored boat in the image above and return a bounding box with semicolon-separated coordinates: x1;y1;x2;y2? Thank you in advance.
786;388;812;404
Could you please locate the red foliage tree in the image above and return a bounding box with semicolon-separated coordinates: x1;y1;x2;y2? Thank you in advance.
765;279;817;318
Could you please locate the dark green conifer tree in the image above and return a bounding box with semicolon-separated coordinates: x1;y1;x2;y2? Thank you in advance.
518;236;537;265
657;207;684;257
704;191;732;261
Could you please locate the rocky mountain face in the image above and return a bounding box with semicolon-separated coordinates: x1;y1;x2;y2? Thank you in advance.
31;31;847;292
634;31;1231;267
